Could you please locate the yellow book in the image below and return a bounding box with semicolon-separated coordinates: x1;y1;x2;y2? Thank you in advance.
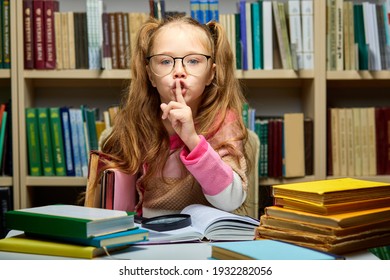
272;177;390;205
274;196;390;215
0;234;128;259
264;205;390;228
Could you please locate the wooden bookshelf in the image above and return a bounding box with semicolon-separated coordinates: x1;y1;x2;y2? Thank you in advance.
0;1;19;210
9;0;390;209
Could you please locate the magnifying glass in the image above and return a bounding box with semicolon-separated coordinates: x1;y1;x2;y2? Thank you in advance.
135;214;192;232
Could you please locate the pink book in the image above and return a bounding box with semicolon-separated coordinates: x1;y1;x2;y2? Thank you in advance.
102;169;137;212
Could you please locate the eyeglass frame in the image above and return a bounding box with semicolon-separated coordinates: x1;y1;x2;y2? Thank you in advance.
146;53;212;76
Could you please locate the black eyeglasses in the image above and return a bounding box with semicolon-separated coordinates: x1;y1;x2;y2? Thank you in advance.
146;54;212;76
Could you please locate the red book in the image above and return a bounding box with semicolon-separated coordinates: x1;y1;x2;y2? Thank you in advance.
23;0;34;69
43;0;59;69
33;0;45;69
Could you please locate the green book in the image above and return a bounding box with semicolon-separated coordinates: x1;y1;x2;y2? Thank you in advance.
25;108;42;176
0;111;7;168
5;204;135;239
37;107;55;175
84;107;99;151
354;4;368;70
49;107;66;176
242;103;249;128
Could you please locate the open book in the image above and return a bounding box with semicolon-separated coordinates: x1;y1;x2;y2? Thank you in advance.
139;204;260;244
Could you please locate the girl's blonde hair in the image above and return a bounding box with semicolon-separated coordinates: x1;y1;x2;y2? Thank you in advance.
102;16;248;187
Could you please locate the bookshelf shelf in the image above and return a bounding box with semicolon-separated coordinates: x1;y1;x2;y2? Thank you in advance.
0;70;11;78
235;69;314;79
23;69;131;80
327;71;390;80
26;177;87;186
0;177;12;187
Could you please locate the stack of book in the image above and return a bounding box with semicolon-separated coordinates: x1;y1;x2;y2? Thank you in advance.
0;205;148;259
255;178;390;254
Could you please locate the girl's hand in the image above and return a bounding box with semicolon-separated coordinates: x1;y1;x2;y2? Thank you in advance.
160;80;200;151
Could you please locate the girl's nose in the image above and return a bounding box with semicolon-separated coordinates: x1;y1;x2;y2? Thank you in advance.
172;59;187;78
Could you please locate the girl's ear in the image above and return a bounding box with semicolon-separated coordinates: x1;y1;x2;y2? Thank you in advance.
146;65;157;87
206;63;216;86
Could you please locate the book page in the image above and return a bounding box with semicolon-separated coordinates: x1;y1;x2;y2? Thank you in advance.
181;204;258;234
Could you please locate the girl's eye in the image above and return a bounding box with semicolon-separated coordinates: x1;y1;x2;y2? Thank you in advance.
187;59;199;65
160;59;173;66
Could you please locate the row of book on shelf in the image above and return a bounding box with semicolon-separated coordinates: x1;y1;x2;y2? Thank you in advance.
327;0;390;71
243;104;313;179
23;0;314;71
226;0;313;71
0;0;10;69
327;106;390;177
24;0;150;70
25;105;119;177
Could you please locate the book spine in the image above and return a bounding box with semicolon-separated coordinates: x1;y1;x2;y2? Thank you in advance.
54;11;63;69
68;11;76;69
23;0;34;69
239;1;248;70
0;187;12;238
69;109;83;177
262;1;273;70
115;12;126;69
209;0;219;22
43;0;58;69
288;0;303;69
190;0;200;22
235;13;242;70
122;13;131;69
49;107;66;176
25;108;42;176
37;108;55;176
101;12;112;70
109;13;118;69
75;109;89;177
301;0;314;69
0;111;7;169
85;108;99;151
61;12;69;69
60;107;75;176
33;0;45;69
2;0;10;69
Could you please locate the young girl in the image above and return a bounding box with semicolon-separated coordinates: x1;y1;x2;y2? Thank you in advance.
101;16;250;218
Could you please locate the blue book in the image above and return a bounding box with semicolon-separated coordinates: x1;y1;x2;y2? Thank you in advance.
75;108;89;177
239;0;248;70
211;240;344;260
60;107;75;176
68;108;83;177
190;0;200;22
199;0;209;24
208;0;218;22
27;228;149;248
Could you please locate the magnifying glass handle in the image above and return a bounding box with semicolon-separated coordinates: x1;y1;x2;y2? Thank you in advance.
134;215;144;224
